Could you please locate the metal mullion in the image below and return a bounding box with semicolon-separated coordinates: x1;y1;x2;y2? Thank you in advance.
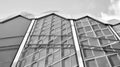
11;19;37;67
70;20;84;67
108;25;120;63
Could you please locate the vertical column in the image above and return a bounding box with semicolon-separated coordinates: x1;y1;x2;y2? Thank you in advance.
70;20;84;67
11;19;37;67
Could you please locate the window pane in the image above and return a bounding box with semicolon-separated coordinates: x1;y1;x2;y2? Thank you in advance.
96;57;110;67
89;19;98;25
25;54;33;65
108;54;120;66
81;40;89;46
63;49;70;56
92;25;99;30
83;49;93;58
47;55;53;65
85;26;92;32
76;22;82;28
86;59;97;67
95;30;103;37
54;51;61;62
38;59;45;67
99;37;109;46
99;24;107;29
40;49;46;58
102;29;112;35
112;42;120;54
63;58;71;67
103;45;114;54
19;59;26;67
31;62;38;67
81;18;89;26
93;48;104;56
77;27;84;33
53;62;61;67
34;52;39;61
71;55;78;66
87;32;95;37
107;35;116;43
89;38;99;46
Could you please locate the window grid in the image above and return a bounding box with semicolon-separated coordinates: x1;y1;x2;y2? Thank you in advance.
75;17;120;67
17;15;79;67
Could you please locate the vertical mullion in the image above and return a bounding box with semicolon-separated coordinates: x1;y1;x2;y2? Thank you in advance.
70;20;84;67
11;19;37;67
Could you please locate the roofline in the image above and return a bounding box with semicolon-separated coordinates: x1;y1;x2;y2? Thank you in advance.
0;12;35;23
35;12;72;20
0;12;119;25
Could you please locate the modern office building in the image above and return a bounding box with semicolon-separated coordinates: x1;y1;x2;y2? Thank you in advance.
0;13;120;67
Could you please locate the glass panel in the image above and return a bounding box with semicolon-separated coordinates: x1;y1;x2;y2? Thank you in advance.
48;48;53;54
25;54;33;65
99;37;109;46
89;38;99;46
92;24;99;30
40;49;46;58
31;62;38;67
102;29;112;35
93;48;104;56
107;35;116;43
34;52;39;61
89;18;98;25
63;48;70;56
95;30;103;37
108;54;120;66
76;22;82;28
79;33;86;40
38;59;45;67
86;32;95;37
112;42;120;54
85;26;92;32
63;58;71;67
30;36;39;44
20;59;26;67
99;24;107;29
54;51;61;62
96;57;110;67
81;18;89;26
77;27;84;33
81;40;89;46
103;45;114;54
53;62;61;67
83;49;93;58
47;55;53;65
71;55;78;67
86;59;97;67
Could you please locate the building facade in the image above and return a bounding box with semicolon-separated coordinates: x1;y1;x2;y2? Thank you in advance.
0;13;120;67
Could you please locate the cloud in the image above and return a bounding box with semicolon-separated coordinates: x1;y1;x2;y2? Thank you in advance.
101;0;120;21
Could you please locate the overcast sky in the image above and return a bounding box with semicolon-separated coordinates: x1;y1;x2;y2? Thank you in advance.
0;0;119;20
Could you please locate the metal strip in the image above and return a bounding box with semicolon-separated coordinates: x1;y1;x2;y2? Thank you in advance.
70;20;84;67
108;25;120;40
11;20;36;67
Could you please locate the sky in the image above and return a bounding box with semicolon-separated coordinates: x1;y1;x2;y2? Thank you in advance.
0;0;119;20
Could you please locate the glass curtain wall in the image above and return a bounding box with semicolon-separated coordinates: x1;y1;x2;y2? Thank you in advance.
74;17;120;67
17;14;79;67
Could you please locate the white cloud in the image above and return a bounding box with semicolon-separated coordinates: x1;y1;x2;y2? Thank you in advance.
101;0;120;21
